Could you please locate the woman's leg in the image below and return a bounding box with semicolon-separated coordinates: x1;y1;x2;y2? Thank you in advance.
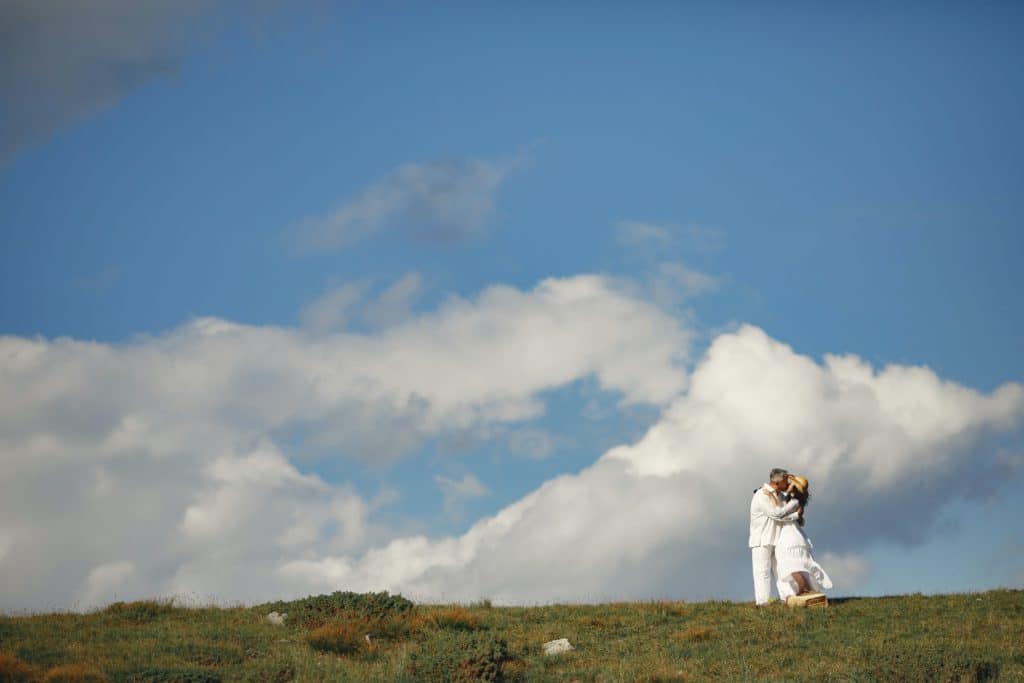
791;571;812;594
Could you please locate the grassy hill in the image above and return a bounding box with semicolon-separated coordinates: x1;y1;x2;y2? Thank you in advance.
1;589;1021;682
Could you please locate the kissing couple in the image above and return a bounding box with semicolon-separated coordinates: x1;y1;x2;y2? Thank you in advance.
749;467;833;606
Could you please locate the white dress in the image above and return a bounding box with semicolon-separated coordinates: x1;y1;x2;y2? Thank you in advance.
774;522;833;599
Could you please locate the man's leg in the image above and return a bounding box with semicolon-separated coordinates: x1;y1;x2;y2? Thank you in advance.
771;547;779;599
751;546;773;606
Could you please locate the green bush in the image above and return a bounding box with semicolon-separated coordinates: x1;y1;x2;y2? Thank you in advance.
102;601;176;624
253;591;414;627
408;631;516;682
11;642;69;669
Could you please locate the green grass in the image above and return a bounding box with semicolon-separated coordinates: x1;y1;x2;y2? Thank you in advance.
1;590;1021;681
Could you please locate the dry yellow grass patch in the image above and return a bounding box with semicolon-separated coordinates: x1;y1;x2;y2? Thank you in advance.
0;652;40;682
644;600;689;616
580;614;630;628
397;610;434;638
41;663;108;682
306;620;374;657
430;606;483;631
675;625;715;642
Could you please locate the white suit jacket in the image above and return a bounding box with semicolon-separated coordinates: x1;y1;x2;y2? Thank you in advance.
749;484;800;548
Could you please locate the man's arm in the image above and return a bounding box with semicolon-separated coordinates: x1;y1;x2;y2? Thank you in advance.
757;493;800;521
776;506;801;523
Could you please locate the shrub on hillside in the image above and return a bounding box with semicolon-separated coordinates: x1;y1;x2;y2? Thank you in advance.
102;601;176;624
8;643;68;670
253;591;413;627
408;631;518;682
0;652;39;682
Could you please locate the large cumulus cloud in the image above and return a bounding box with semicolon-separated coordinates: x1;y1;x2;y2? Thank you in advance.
0;275;691;611
2;274;1021;612
278;326;1024;604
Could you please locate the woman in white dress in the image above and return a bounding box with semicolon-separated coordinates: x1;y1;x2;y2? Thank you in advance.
775;475;833;600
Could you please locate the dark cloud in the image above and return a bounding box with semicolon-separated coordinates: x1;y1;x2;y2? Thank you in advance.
0;0;208;161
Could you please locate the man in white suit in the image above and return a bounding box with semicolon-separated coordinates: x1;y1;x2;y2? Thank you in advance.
749;467;801;606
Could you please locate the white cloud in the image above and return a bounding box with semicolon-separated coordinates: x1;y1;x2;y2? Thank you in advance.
294;157;521;250
298;281;365;334
617;220;673;246
4;274;1021;611
435;474;488;501
0;274;690;611
167;440;376;603
0;529;17;567
435;474;489;521
78;561;143;607
434;424;565;460
276;325;1024;605
2;275;687;463
650;262;720;310
819;552;871;591
614;220;723;315
504;427;559;460
363;272;423;329
617;220;725;251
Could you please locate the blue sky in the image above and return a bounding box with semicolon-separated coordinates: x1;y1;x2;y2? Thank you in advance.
1;1;1022;610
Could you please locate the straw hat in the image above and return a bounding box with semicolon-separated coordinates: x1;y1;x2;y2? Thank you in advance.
788;475;808;494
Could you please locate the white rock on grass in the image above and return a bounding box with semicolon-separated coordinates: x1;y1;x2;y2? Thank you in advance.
265;611;287;625
542;638;574;655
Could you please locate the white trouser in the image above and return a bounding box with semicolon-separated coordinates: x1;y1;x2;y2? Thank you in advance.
751;545;776;605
